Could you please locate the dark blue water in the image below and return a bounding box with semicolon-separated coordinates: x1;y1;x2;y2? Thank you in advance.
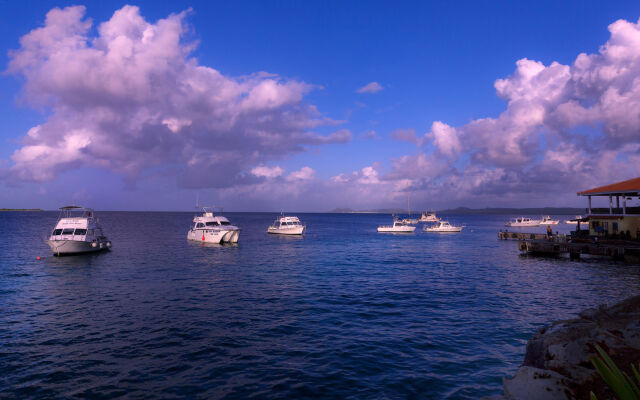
1;212;639;399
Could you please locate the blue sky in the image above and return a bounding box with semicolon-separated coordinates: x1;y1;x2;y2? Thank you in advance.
1;1;640;211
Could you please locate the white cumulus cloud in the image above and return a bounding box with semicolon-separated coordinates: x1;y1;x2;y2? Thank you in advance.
4;5;349;188
286;166;316;181
251;165;284;179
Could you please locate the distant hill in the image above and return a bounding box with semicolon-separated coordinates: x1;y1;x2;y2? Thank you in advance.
330;208;406;214
0;208;43;211
330;206;585;215
436;207;585;215
331;208;356;213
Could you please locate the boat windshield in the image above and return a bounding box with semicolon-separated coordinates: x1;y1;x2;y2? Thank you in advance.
220;221;231;226
205;221;219;226
74;229;87;235
62;228;74;234
53;228;62;235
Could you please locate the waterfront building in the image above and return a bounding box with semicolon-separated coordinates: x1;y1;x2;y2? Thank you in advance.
578;177;640;239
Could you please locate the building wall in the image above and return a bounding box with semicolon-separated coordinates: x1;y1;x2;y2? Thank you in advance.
589;215;640;238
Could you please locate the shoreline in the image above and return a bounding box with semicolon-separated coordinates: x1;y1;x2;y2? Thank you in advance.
490;295;640;399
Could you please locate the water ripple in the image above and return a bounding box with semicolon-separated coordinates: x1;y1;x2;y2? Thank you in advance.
1;211;639;399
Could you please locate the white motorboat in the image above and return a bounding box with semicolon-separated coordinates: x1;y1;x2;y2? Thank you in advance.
267;215;305;235
564;215;583;225
505;217;540;227
419;211;440;222
539;215;560;225
423;220;463;232
377;218;416;233
187;207;240;244
46;206;111;255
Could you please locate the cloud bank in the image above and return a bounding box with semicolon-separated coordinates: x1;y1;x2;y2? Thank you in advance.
5;7;640;210
5;5;348;188
225;16;640;210
365;17;640;207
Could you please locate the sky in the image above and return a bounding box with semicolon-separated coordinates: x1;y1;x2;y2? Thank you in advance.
1;0;640;211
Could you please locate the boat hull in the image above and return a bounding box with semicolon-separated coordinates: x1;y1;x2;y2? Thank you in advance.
187;229;226;244
47;239;111;256
505;222;540;227
222;229;240;243
424;227;463;232
377;226;416;233
267;226;305;235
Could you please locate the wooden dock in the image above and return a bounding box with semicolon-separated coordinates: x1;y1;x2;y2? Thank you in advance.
515;238;640;263
498;231;554;241
499;231;640;263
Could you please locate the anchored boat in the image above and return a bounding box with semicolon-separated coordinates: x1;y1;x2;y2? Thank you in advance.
267;215;305;235
187;207;240;244
539;215;560;225
423;220;463;233
401;217;419;225
505;217;540;227
378;217;416;233
400;183;419;225
46;206;111;256
419;211;440;222
564;215;583;225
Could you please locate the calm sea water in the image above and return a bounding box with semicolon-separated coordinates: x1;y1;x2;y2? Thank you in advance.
1;211;639;399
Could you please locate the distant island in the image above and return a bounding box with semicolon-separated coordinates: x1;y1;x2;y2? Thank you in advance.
0;208;43;211
331;207;585;215
437;207;585;215
330;208;407;214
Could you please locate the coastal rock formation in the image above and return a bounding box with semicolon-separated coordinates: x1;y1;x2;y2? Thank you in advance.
494;295;640;399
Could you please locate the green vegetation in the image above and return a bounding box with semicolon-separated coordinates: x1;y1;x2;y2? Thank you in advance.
590;344;640;400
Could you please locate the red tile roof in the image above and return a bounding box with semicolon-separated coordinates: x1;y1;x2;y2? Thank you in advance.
578;177;640;196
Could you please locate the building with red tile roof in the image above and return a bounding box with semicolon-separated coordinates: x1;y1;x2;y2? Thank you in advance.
577;177;640;239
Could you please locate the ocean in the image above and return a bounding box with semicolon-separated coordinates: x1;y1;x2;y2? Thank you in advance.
1;211;639;399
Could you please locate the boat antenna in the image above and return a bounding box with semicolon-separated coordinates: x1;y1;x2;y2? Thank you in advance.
195;192;199;209
407;181;411;216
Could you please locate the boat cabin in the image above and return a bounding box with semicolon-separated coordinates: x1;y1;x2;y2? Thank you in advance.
192;211;233;230
272;216;303;228
50;206;102;240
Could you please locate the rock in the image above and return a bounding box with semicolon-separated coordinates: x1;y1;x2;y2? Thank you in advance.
494;295;640;399
503;366;571;399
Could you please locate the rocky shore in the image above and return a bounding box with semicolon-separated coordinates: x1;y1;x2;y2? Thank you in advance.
490;295;640;399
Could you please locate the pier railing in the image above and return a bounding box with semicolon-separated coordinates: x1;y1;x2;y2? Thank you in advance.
588;206;640;215
498;231;567;241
